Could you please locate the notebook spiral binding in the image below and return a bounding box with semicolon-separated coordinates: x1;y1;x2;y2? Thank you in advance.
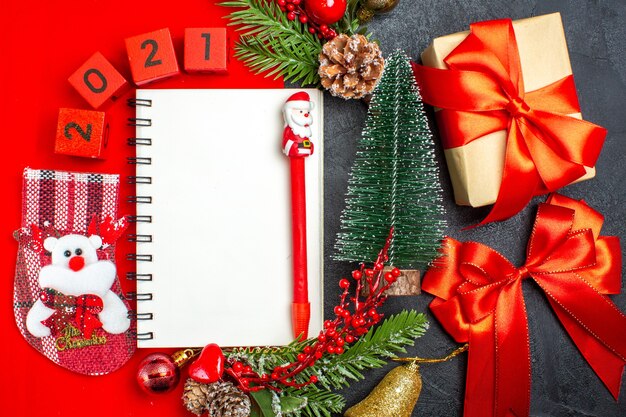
126;97;154;342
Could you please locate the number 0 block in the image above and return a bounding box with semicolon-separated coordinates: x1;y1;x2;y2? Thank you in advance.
68;52;129;109
125;28;179;86
55;108;108;159
184;28;228;73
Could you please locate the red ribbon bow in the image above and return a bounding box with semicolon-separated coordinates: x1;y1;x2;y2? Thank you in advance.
41;288;104;339
412;19;607;226
423;194;625;417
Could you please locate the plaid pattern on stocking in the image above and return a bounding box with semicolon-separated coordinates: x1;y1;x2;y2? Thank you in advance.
40;288;104;339
14;168;135;375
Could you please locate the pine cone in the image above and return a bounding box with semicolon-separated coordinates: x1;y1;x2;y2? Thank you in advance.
183;379;251;417
183;378;211;416
205;381;251;417
319;34;384;100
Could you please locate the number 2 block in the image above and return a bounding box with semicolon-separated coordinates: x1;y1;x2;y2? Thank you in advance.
55;108;108;159
184;28;228;73
125;28;179;86
68;52;129;109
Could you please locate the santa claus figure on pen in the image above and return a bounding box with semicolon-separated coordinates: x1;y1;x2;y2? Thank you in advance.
282;92;315;158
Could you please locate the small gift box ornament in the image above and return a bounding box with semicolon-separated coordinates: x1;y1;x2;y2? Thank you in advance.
412;13;607;225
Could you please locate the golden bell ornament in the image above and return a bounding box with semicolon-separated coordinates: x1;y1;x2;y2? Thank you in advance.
357;0;400;23
344;362;422;417
344;344;468;417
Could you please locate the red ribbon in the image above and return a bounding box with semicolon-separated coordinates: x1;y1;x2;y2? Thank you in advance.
41;288;104;339
422;194;625;417
412;19;607;225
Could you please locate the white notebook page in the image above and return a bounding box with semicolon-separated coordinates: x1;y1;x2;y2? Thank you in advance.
133;89;323;347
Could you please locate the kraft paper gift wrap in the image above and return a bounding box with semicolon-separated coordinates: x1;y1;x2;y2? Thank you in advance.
420;13;595;208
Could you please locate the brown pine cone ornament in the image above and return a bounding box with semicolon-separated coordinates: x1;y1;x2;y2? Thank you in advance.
183;378;211;416
319;34;384;100
183;378;252;417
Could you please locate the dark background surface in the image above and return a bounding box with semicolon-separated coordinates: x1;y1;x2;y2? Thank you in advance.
322;1;626;416
1;0;624;416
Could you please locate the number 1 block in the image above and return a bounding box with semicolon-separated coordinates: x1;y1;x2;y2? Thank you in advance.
68;52;129;109
55;108;108;159
184;28;228;73
125;28;179;86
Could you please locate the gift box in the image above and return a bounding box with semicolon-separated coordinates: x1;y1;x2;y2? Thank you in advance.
413;13;606;224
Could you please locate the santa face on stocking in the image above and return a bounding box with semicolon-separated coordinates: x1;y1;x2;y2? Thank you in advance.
26;232;130;339
282;91;315;157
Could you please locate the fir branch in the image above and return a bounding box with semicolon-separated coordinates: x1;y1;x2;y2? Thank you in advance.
311;310;428;391
336;0;367;36
220;0;323;85
235;35;321;85
226;338;313;376
225;310;427;416
282;387;345;417
276;311;426;416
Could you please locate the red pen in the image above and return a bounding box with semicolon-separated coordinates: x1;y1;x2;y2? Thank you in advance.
282;92;315;339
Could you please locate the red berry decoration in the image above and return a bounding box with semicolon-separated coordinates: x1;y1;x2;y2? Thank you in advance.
211;228;398;395
274;0;340;40
136;353;180;394
188;343;225;384
305;0;347;25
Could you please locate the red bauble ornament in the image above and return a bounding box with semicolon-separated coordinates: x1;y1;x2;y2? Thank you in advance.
136;353;179;394
305;0;347;25
188;343;225;383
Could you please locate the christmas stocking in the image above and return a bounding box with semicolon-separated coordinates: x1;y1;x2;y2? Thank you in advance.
13;168;135;375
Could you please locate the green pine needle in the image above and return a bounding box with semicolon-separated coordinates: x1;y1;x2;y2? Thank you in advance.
283;386;346;417
220;0;323;85
227;310;428;417
334;50;447;268
311;309;428;391
336;0;367;36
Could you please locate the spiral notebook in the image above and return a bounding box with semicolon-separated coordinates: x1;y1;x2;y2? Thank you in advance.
129;89;324;348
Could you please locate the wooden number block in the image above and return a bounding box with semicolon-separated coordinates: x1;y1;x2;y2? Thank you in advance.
125;28;179;85
55;108;108;159
68;52;129;109
184;28;228;73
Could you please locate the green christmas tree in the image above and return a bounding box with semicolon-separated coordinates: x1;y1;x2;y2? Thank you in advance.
334;50;446;269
